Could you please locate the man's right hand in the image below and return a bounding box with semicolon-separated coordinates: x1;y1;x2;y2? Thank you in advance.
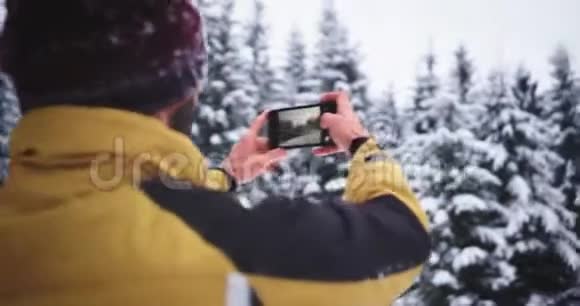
313;92;370;156
222;111;287;185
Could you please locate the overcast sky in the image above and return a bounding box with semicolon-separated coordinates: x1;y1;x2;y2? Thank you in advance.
235;0;580;102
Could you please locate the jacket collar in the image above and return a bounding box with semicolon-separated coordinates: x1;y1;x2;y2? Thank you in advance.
9;106;209;190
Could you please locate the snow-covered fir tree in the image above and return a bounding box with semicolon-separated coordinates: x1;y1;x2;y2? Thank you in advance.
512;66;542;116
410;49;441;134
285;28;319;105
369;85;402;149
305;0;372;197
414;49;441;107
451;45;475;104
195;0;256;157
486;70;509;105
241;0;293;201
399;63;514;304
313;0;370;116
401;127;512;306
244;0;277;109
408;47;483;137
284;28;307;97
546;47;580;240
478;68;580;304
0;74;20;185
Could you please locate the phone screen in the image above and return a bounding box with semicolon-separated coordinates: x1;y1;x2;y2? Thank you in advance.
268;102;336;149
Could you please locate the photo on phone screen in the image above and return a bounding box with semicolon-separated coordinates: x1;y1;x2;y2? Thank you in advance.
268;102;336;149
278;107;321;147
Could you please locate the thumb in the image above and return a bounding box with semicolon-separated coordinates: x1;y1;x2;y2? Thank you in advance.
320;113;342;129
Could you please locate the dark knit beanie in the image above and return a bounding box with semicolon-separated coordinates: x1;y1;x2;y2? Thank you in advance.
0;0;208;113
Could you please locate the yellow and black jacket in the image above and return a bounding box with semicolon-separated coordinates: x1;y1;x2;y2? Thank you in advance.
0;106;430;306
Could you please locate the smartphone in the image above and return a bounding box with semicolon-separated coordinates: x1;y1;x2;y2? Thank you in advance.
268;101;337;149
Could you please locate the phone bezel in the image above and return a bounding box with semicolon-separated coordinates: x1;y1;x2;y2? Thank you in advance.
268;101;337;149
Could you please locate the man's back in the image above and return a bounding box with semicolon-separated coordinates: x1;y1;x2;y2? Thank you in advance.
0;108;236;306
0;106;430;306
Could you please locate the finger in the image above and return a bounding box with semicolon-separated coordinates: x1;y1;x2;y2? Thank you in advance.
256;137;270;151
336;91;354;114
237;155;265;182
321;91;353;114
263;148;288;165
320;112;342;129
321;91;341;103
241;149;286;179
248;111;270;135
312;146;342;157
312;146;342;156
266;158;286;173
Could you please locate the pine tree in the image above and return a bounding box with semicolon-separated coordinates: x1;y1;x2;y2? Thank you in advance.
285;29;307;95
487;70;509;105
369;85;401;149
401;75;514;305
244;0;276;109
398;48;579;305
546;47;580;241
408;48;482;136
314;0;370;116
306;0;371;196
446;46;484;131
414;49;440;107
410;49;441;134
404;129;513;306
195;0;256;157
285;28;312;105
479;68;580;304
241;1;288;201
268;69;291;108
285;30;303;83
451;45;475;104
0;74;20;185
512;66;541;116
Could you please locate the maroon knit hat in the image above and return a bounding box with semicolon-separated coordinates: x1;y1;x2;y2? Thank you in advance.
0;0;207;112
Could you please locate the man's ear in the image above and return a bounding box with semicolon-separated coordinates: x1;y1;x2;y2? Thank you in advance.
155;107;172;126
154;95;197;126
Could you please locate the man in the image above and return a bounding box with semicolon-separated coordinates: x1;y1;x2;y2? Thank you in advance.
0;1;430;306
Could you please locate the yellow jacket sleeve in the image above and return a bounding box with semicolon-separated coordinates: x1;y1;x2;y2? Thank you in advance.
344;138;429;230
203;168;234;192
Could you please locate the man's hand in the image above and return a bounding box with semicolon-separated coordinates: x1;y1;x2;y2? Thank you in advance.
223;111;288;184
313;92;369;156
